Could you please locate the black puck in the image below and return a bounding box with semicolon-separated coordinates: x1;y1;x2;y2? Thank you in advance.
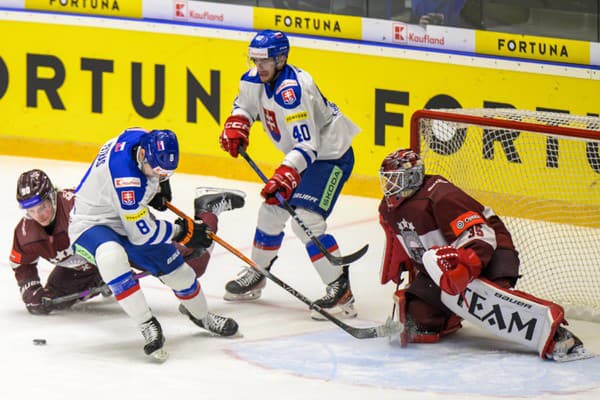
33;339;47;345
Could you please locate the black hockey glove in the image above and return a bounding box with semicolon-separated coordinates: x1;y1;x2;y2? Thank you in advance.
148;179;172;211
173;218;213;249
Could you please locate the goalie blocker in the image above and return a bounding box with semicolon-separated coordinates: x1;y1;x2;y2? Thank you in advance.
407;248;593;362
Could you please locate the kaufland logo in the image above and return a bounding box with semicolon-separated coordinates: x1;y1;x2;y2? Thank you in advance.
392;22;446;46
393;22;407;43
174;0;188;19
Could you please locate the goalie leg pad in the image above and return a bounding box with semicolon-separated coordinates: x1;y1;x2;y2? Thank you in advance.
422;248;585;359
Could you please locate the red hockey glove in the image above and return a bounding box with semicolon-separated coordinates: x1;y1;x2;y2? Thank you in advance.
260;165;301;205
219;115;251;158
20;280;53;315
435;246;482;296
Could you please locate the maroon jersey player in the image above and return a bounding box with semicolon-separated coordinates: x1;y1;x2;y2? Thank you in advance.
377;149;587;361
9;169;103;315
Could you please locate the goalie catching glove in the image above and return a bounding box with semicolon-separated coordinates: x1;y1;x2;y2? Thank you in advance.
173;218;213;249
432;246;482;296
219;115;251;158
260;165;301;205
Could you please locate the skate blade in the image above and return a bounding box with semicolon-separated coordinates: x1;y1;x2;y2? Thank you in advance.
310;305;358;321
552;346;596;363
148;348;169;363
223;290;263;301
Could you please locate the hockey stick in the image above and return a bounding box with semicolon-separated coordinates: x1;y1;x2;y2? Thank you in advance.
45;271;151;306
166;202;401;339
237;147;369;266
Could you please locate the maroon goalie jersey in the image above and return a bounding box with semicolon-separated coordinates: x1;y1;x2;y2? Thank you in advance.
9;190;95;287
378;175;516;277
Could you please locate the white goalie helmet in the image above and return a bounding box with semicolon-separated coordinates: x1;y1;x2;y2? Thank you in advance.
379;149;425;208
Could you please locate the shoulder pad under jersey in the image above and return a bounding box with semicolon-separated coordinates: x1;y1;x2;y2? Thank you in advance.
273;67;301;109
241;68;262;84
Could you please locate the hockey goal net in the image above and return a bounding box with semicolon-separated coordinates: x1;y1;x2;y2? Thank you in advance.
411;108;600;322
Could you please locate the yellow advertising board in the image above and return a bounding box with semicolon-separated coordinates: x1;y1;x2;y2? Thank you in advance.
475;30;590;65
25;0;143;18
1;15;599;199
253;6;362;40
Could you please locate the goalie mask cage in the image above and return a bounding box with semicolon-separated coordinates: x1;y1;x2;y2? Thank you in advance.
411;108;600;322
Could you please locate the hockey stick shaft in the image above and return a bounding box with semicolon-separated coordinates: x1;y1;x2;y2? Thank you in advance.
47;271;150;306
237;147;368;266
166;202;397;339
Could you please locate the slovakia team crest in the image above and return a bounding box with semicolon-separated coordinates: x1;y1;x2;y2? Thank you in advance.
121;190;135;206
282;88;297;105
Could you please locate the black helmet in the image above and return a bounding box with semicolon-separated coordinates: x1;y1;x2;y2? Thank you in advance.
16;169;57;209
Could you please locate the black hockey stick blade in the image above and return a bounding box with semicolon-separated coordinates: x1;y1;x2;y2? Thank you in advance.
238;147;369;265
324;243;369;265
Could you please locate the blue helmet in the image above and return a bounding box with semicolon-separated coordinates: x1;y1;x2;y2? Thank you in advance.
248;30;289;59
140;129;179;177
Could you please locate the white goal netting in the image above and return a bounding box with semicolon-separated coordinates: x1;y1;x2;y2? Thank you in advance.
412;108;600;322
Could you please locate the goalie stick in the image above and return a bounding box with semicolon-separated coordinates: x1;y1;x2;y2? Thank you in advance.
237;147;369;266
44;271;150;307
166;201;400;339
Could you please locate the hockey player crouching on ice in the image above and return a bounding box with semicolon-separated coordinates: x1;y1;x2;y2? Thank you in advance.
377;149;591;362
68;128;244;361
218;29;361;319
9;169;104;315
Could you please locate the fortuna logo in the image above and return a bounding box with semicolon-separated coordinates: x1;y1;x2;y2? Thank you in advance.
457;287;538;340
497;38;569;58
274;14;342;33
48;0;121;12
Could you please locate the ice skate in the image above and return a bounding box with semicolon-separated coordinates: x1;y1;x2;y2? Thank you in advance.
139;316;168;362
224;267;266;301
545;326;594;362
194;187;246;217
178;304;239;337
311;266;357;320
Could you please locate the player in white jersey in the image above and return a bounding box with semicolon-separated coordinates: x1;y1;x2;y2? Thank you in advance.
219;29;361;319
69;128;242;361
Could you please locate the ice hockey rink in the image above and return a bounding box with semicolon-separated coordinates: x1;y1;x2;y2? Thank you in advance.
0;155;599;400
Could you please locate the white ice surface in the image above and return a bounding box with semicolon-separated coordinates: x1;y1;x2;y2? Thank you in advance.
0;155;598;400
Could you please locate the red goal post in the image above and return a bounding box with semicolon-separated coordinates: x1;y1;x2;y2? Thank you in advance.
411;108;600;322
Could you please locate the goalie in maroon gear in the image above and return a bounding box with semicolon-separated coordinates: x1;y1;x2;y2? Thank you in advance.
377;149;589;361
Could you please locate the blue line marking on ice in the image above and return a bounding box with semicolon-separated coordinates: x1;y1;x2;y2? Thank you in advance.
229;329;600;396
